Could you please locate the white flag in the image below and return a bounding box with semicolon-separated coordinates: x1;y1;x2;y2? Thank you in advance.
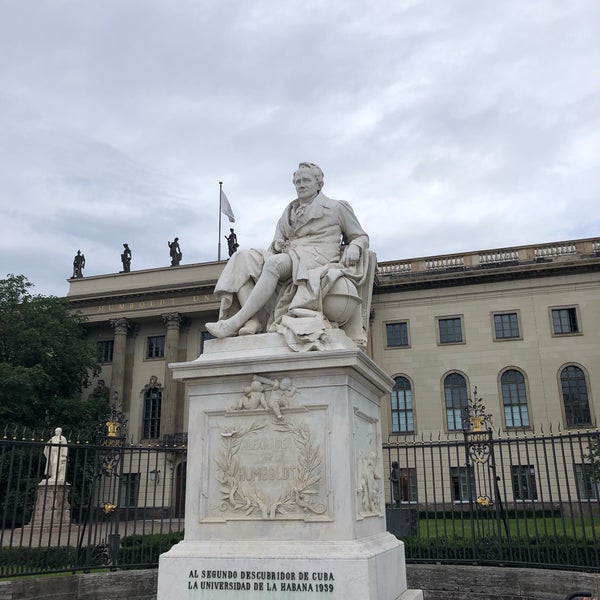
220;189;235;223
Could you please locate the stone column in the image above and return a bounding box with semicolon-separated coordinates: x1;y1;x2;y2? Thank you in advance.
161;312;182;436
109;318;129;409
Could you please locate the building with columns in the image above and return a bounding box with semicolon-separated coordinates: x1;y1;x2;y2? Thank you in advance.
66;236;600;510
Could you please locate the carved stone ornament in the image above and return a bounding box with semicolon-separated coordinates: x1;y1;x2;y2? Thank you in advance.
214;417;326;521
229;374;299;420
200;400;332;521
110;317;129;335
353;407;384;518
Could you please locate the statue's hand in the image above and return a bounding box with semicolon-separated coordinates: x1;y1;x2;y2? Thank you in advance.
343;244;361;266
273;239;289;253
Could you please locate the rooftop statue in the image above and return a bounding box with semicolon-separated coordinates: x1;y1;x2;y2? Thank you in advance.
168;237;182;266
121;243;132;273
206;162;373;351
72;250;85;278
225;228;239;257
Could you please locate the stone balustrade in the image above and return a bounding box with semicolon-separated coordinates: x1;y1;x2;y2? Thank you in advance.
377;237;600;279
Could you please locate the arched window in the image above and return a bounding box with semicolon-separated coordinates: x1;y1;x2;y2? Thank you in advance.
444;373;468;431
391;376;414;433
143;384;162;439
560;366;592;427
501;369;529;428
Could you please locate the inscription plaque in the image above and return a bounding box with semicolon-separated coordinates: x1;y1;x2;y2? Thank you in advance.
202;407;331;521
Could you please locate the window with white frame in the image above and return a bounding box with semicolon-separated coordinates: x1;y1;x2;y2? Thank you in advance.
444;373;468;431
493;312;520;340
96;340;114;363
511;465;538;500
142;385;162;439
551;307;580;335
437;316;464;344
450;466;475;502
560;365;592;427
146;335;165;359
574;464;599;501
391;376;414;433
501;369;530;428
386;322;409;348
120;473;140;507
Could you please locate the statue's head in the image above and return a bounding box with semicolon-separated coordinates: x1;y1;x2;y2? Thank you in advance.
55;427;62;436
293;162;324;192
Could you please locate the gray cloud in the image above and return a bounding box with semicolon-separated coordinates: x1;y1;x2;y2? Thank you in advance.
1;0;599;294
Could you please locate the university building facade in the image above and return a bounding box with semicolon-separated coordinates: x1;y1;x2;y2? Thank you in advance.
66;237;600;511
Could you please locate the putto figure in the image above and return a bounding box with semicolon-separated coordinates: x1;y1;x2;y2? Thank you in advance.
121;243;132;272
168;237;182;266
206;162;370;350
72;250;85;278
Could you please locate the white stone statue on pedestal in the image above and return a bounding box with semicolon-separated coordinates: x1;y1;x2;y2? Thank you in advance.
158;162;422;600
207;162;374;351
43;427;68;484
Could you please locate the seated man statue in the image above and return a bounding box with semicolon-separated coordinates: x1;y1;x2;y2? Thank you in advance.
206;162;371;351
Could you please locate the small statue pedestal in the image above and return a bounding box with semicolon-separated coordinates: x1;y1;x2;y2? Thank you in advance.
26;480;73;532
157;331;421;600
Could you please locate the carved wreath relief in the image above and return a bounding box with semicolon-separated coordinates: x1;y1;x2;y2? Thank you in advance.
206;376;330;521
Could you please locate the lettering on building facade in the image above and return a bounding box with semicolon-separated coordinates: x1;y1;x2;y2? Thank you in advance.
94;294;214;315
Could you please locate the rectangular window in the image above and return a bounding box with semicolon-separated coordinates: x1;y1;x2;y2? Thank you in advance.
146;335;165;359
511;465;538;500
551;307;579;335
438;317;463;344
386;322;409;348
450;466;475;502
120;473;140;507
143;388;162;439
575;464;599;500
493;312;520;340
96;340;114;363
391;382;414;433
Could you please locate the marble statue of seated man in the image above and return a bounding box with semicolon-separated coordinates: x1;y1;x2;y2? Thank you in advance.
206;162;371;351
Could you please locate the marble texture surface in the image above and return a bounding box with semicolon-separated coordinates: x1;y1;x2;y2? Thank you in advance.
158;332;422;599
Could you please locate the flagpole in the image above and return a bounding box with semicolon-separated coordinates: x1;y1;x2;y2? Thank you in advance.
218;181;223;261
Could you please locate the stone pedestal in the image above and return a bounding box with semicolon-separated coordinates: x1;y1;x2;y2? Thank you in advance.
26;481;72;532
158;331;421;600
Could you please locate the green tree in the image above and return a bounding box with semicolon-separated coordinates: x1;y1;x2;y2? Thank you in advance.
0;274;102;433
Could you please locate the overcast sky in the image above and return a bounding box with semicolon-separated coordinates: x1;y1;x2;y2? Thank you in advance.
1;1;599;297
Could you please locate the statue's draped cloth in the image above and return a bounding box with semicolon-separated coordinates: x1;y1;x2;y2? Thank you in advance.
213;193;369;350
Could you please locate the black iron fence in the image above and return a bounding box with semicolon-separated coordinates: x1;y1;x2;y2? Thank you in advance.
384;426;600;571
2;425;600;577
0;431;186;578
